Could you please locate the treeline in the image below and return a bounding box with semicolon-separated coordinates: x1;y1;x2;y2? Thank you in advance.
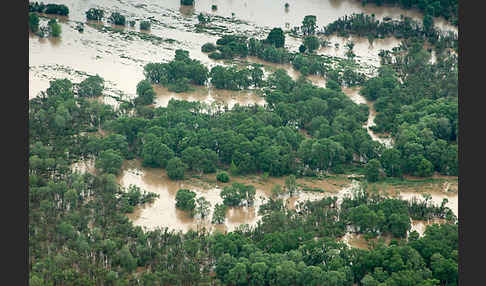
359;0;458;26
143;50;208;93
322;13;458;53
29;2;69;16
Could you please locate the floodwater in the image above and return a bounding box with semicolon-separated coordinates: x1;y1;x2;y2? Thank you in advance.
317;35;402;68
117;159;355;232
153;85;266;109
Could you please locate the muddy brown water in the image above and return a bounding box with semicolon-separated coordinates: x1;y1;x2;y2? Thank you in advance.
153;84;266;109
69;158;457;246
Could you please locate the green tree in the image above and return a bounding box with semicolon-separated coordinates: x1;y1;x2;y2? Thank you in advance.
95;149;123;175
48;19;61;37
29;13;39;33
175;189;196;212
167;157;186;180
365;159;382;182
302;15;317;36
140;21;151;30
77;75;104;97
195;196;211;219
303;36;320;53
135;79;156;105
266;28;285;48
85;8;104;21
285;175;297;196
212;203;227;224
109;12;126;25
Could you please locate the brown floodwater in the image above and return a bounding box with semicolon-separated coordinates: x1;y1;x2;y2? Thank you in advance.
116;159;356;232
153;84;266;109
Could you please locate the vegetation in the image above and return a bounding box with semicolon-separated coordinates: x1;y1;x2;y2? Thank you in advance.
181;0;195;5
48;18;61;37
265;28;286;48
359;0;458;26
323;13;458;53
140;20;151;30
28;74;458;285
216;172;230;183
201;42;217;53
143;49;208;93
77;75;104;98
85;8;104;21
175;189;197;212
108;12;126;26
29;2;458;284
29;13;40;33
212;203;228;224
29;2;69;16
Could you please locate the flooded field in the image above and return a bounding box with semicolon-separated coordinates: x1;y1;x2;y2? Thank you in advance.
115;159;354;232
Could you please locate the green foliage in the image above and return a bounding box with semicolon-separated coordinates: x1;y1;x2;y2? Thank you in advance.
302;15;317;36
134;79;156;105
195;196;211;218
141;134;174;168
95;149;123;175
216;172;230;183
77;75;104;98
303;36;320;53
30;3;69;15
212;203;227;224
284;175;297;196
211;5;218;10
143;49;208;90
201;42;217;53
210;66;251;90
365;159;382;182
220;183;256;207
167;157;186;180
175;189;196;212
109;12;126;26
181;0;195;5
48;19;61;37
29;13;40;33
265;28;285;48
140;20;151;30
85;8;104;21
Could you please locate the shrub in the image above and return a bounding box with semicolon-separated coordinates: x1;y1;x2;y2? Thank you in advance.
109;12;126;26
201;43;217;53
85;8;104;21
216;172;230;183
129;20;136;27
181;0;194;5
48;19;61;37
44;4;69;16
29;13;40;33
208;52;224;60
140;21;151;30
211;5;217;11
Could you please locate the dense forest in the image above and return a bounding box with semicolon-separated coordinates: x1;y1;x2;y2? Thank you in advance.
28;2;458;285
